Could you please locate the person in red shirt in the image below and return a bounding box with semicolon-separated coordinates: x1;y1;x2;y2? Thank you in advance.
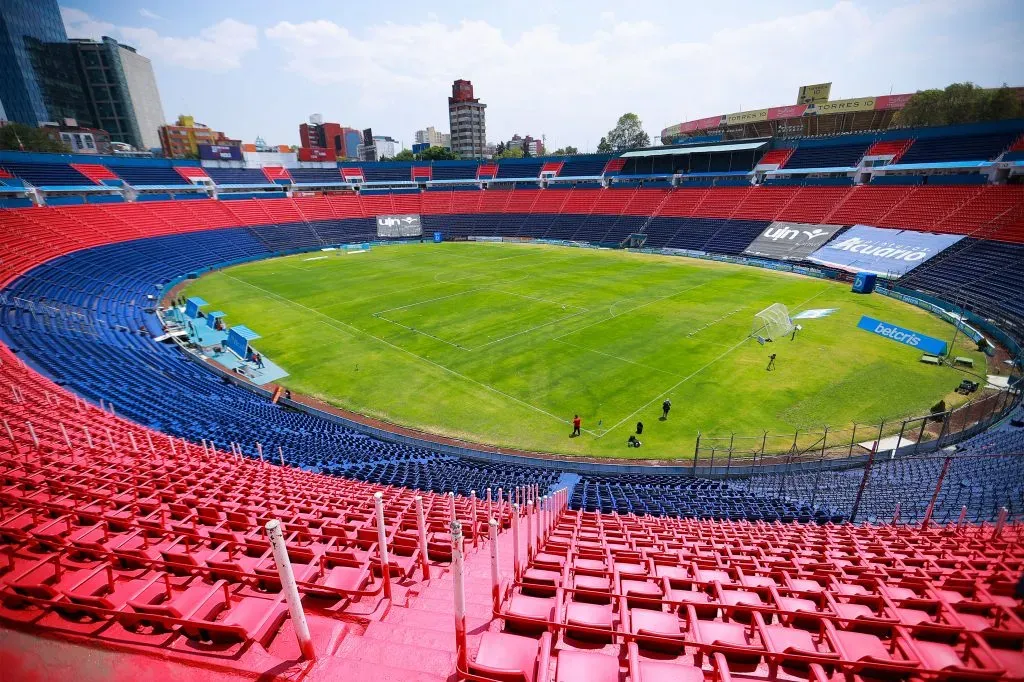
571;414;581;437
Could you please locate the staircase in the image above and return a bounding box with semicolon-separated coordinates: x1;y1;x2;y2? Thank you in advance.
304;522;515;681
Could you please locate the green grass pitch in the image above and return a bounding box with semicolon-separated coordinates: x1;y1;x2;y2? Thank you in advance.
182;242;984;459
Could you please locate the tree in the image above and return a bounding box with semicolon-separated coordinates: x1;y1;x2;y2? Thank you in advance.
494;146;524;159
605;113;650;151
596;136;613;153
393;148;416;161
895;82;1023;127
494;142;506;156
552;145;579;155
418;146;459;161
0;122;69;153
521;143;531;158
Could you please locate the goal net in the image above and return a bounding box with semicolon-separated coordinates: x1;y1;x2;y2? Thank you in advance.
752;303;794;342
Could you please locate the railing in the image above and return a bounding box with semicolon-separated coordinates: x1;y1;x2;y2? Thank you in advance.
693;384;1020;467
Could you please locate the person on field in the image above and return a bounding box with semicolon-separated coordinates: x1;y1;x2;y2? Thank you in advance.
571;414;581;437
628;435;641;448
636;421;644;435
767;353;777;371
662;399;671;420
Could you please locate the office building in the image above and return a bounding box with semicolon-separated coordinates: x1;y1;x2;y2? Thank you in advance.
448;79;486;159
0;0;72;125
70;37;165;151
159;115;238;159
298;115;362;160
414;126;450;149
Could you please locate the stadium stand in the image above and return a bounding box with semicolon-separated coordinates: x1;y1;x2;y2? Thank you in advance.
0;160;92;186
111;164;193;186
782;142;869;169
899;132;1019;164
204;168;273;185
69;163;119;184
289;167;344;184
1;169;1023;679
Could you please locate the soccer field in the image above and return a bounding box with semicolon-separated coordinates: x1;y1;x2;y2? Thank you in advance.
182;242;986;459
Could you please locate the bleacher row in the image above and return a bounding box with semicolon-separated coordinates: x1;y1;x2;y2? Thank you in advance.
475;509;1024;682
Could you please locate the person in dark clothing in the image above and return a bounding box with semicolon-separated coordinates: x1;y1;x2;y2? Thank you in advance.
767;353;777;371
662;399;671;420
627;435;641;448
636;421;644;435
571;414;581;437
284;389;292;400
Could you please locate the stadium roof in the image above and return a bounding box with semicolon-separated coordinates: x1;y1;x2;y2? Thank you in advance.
620;141;767;158
230;325;261;341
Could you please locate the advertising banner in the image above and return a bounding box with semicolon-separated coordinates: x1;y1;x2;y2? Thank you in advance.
198;144;243;161
874;93;914;110
767;104;809;120
742;222;843;261
810;97;876;114
725;109;769;125
376;214;423;238
797;82;832;104
857;315;948;355
679;115;726;133
807;225;963;277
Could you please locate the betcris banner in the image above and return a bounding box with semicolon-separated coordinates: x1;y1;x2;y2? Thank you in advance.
808;225;962;277
743;222;843;261
857;315;947;355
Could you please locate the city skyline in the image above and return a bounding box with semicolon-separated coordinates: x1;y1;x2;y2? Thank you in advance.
28;0;1024;152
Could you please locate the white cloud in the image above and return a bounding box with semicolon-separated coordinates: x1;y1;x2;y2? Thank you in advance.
139;8;164;21
265;3;882;147
61;7;257;72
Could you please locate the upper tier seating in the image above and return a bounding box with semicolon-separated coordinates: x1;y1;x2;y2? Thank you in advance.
289;167;345;183
559;155;611;177
109;164;192;186
204;168;272;185
900;132;1019;164
784;143;868;169
0;161;92;186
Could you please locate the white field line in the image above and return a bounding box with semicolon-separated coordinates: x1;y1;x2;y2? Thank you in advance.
469;309;591;351
374;287;486;315
552;281;709;342
493;289;588;311
373;314;467;349
594;333;754;438
594;282;836;438
222;273;598;435
553;339;683;378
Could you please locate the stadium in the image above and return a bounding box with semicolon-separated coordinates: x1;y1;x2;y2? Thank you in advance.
2;5;1024;681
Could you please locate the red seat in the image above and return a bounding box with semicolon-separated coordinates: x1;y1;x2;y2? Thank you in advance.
504;592;557;634
469;631;549;682
629;608;683;653
628;642;704;682
554;649;621;682
564;601;614;641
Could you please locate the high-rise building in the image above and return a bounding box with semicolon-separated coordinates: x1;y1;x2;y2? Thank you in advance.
447;79;486;159
298;115;362;160
159;115;238;159
371;135;398;160
70;38;165;151
414;126;450;149
0;0;72;125
0;5;166;151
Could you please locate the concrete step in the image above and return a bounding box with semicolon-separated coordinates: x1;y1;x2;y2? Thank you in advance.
310;655;450;682
332;635;455;677
364;621;457;651
383;604;492;634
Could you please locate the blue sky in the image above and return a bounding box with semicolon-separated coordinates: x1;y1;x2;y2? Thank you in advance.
61;0;1024;152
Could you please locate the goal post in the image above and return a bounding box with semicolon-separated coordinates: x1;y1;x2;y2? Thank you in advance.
752;303;794;342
